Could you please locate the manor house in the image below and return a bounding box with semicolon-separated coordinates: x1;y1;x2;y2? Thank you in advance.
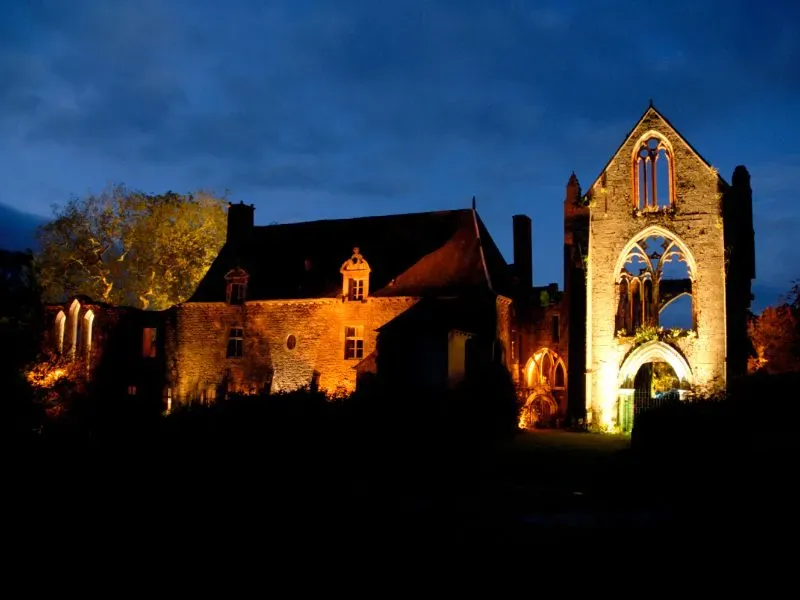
44;104;755;431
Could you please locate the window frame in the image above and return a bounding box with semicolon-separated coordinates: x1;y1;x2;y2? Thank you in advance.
344;325;364;360
227;327;244;358
348;278;365;301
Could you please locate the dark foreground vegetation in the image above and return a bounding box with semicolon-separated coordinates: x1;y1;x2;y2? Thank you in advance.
6;370;799;571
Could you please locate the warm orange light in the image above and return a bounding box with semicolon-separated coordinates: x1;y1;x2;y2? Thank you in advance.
26;365;68;388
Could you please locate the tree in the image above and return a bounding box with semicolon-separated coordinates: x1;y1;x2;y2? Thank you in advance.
35;184;227;310
748;282;800;375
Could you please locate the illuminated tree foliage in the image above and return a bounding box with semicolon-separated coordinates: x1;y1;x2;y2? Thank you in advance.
36;184;227;310
748;282;800;374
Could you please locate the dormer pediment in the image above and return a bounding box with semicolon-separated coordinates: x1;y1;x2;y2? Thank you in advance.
340;247;371;275
224;267;249;282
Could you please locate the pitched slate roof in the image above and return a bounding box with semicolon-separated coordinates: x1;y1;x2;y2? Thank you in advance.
188;208;512;302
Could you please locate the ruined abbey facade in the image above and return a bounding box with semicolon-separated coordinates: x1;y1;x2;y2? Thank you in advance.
43;104;755;432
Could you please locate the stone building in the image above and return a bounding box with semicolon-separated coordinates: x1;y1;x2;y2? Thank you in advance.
43;205;522;406
566;102;755;431
169;203;515;401
39;103;755;432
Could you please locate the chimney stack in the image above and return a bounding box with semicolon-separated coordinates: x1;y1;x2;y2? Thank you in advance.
512;214;533;289
226;201;255;243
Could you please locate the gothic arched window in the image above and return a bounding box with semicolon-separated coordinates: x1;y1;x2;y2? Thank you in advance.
634;135;674;210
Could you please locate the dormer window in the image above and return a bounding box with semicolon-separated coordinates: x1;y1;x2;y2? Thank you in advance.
224;267;249;305
340;247;371;301
349;278;365;301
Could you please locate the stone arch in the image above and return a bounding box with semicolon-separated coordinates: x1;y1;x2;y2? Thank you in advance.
618;340;692;388
83;309;95;360
524;347;566;389
55;311;66;354
68;299;81;357
612;225;697;285
519;392;559;429
631;130;676;210
659;291;691;314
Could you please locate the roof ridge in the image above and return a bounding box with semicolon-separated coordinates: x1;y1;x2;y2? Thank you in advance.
252;208;472;229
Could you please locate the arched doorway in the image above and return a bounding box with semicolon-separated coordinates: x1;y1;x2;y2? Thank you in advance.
519;393;559;429
617;340;692;432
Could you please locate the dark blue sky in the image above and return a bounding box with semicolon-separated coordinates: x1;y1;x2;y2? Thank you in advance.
1;0;798;309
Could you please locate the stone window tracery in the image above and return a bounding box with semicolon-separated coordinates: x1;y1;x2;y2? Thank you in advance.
615;233;695;334
634;135;674;210
526;348;566;390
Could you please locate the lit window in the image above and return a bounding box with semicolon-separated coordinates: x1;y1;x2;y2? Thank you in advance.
55;311;66;354
227;328;244;358
554;363;566;388
344;326;364;360
349;278;365;301
127;385;137;396
142;327;158;358
83;310;95;361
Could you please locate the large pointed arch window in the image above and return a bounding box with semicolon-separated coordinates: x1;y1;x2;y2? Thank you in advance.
615;230;695;335
634;135;675;210
525;348;566;390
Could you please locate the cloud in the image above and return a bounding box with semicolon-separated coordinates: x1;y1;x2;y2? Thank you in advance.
0;0;798;290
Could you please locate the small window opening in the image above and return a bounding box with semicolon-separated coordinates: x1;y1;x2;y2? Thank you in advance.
142;327;158;358
344;326;364;360
227;328;244;358
349;278;365;301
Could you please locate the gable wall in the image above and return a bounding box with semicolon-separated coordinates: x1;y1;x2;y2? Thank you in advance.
585;109;728;428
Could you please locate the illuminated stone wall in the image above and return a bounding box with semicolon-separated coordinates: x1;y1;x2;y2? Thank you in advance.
170;296;419;401
585;107;728;428
495;295;513;371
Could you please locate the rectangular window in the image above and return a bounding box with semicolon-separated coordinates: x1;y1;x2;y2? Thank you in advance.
227;327;244;358
348;278;365;301
344;325;364;360
551;315;560;342
228;283;246;305
142;327;158;358
127;385;137;396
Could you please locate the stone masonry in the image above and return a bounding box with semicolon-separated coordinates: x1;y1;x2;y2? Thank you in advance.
170;296;419;401
583;104;738;429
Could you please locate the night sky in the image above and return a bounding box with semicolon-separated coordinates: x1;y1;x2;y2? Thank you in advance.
1;0;797;310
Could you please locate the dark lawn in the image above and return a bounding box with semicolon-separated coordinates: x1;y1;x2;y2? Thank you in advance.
9;427;789;570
